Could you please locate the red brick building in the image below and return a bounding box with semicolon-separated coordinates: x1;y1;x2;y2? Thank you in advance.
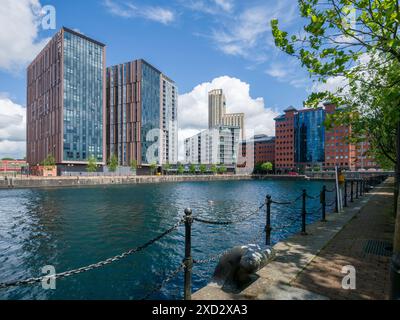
324;103;378;170
237;135;275;172
274;106;296;171
323;103;357;170
253;135;275;165
274;103;379;172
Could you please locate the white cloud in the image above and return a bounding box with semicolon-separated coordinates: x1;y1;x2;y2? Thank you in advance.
265;64;289;79
0;97;26;159
210;0;297;61
310;54;373;94
0;0;50;72
214;0;234;12
311;76;348;94
178;76;279;160
265;60;310;89
104;0;175;25
182;0;233;15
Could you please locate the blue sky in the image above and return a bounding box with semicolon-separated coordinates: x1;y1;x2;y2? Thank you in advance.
0;0;318;158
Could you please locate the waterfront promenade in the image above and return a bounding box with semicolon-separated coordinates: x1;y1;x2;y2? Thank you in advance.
0;174;308;189
193;178;394;300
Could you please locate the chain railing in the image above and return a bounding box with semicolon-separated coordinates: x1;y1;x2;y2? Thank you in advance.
0;174;388;300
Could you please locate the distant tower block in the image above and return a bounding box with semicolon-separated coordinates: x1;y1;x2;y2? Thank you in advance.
208;89;226;129
208;89;244;139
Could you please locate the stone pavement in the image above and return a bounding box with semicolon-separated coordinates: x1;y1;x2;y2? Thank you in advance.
193;178;395;300
292;179;395;300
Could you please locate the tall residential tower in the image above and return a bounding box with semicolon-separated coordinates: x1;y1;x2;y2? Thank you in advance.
27;27;106;171
208;89;244;138
106;59;178;167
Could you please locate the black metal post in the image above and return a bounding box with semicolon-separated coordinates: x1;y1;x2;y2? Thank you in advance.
356;180;359;199
301;189;307;235
390;252;400;300
351;180;354;202
265;195;272;246
360;180;363;197
183;208;193;300
344;181;348;208
321;186;327;222
335;186;339;213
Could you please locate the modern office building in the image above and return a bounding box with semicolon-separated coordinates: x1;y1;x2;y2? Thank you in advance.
208;89;244;138
106;59;178;167
295;108;325;165
275;103;379;172
184;126;241;165
27;27;106;171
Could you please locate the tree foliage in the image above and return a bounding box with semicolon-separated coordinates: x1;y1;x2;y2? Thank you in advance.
178;164;185;175
87;155;97;173
260;162;273;173
108;154;119;173
218;164;227;174
271;0;400;168
149;162;158;175
189;164;196;175
199;164;207;174
41;154;56;167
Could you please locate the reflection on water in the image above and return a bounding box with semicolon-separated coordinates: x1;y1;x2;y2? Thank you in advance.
0;180;335;300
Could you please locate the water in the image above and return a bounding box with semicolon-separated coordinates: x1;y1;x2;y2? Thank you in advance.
0;179;336;300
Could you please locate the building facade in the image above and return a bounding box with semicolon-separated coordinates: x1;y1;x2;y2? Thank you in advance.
106;59;178;167
161;74;178;165
184;126;240;165
275;103;379;172
27;27;106;170
274;106;296;171
208;89;244;139
208;89;226;129
324;103;356;170
295;108;325;166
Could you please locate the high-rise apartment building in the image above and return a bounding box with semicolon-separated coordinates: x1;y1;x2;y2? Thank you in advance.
161;74;178;165
208;89;226;128
208;89;244;138
184;126;240;165
106;59;178;167
27;27;106;171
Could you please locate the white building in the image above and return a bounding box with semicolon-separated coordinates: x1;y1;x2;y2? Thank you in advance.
184;126;241;165
160;74;178;165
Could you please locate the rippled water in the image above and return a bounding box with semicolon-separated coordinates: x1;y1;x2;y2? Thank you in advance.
0;179;335;300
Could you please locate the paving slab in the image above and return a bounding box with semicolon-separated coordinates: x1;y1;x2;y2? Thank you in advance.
193;178;394;300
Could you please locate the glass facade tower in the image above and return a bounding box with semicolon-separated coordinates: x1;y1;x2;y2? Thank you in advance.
27;27;106;169
106;59;178;166
295;109;325;164
63;30;105;163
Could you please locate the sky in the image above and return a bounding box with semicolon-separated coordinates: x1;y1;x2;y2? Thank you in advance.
0;0;326;160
